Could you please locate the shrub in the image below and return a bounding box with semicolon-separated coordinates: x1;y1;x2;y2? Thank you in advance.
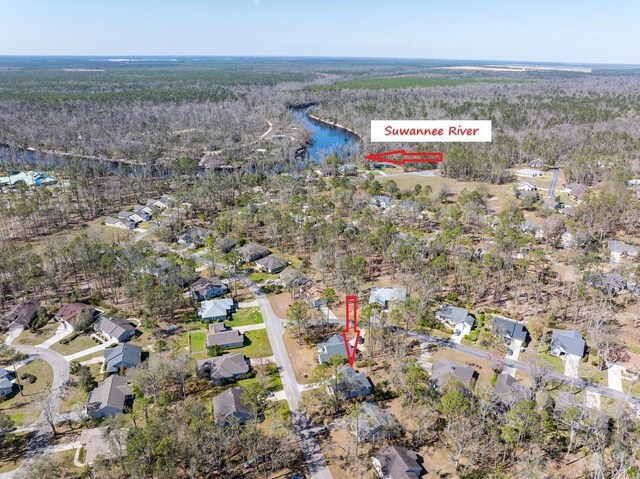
490;372;498;385
20;373;36;384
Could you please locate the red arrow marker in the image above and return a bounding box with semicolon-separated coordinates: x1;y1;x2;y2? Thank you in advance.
342;295;360;367
364;149;443;165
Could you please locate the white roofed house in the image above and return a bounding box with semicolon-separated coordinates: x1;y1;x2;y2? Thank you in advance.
517;168;542;177
607;240;638;263
516;181;538;192
197;298;238;322
369;287;407;310
104;216;137;230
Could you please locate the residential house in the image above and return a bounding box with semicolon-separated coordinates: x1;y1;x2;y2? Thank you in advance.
542;197;563;210
132;204;154;216
94;317;137;342
370;195;393;209
239;243;270;262
216;237;237;253
205;323;244;349
608;240;638;263
118;210;148;224
177;226;210;245
0;300;39;331
491;316;528;343
435;304;476;332
104;344;142;373
104;216;137;230
196;353;251;385
339;163;358;175
353;402;400;443
517;168;542;177
55;303;96;329
87;375;133;418
492;374;533;410
212;387;255;425
304;285;326;310
317;334;352;364
148;194;175;210
550;329;586;359
529;158;545;169
79;427;127;465
0;171;56;187
190;277;229;301
372;445;423;479
255;255;288;274
567;183;588;200
586;272;627;295
280;268;309;288
140;257;173;277
560;206;575;218
198;298;238;322
429;359;478;391
329;365;372;399
369;287;407;309
0;368;13;398
516;181;538;192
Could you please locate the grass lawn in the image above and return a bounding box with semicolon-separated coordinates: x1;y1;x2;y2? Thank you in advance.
226;307;263;327
259;400;290;431
249;272;271;283
13;321;59;346
49;334;99;356
0;359;54;426
237;363;283;392
533;352;565;374
234;330;273;358
190;330;207;353
579;358;607;385
138;221;155;230
59;385;88;414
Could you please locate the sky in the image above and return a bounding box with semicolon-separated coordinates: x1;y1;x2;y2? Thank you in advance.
1;0;639;64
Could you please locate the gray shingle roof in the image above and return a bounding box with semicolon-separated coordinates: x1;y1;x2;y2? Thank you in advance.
317;334;352;363
551;329;585;357
255;255;287;272
332;365;372;398
436;304;475;327
104;344;142;373
492;316;527;342
87;375;132;416
198;298;236;320
197;353;250;382
355;402;399;443
95;317;136;340
373;445;422;479
430;359;477;390
206;323;244;347
369;287;407;307
212;387;255;424
1;300;39;330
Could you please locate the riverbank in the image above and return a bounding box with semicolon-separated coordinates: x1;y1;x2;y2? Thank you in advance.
306;111;365;143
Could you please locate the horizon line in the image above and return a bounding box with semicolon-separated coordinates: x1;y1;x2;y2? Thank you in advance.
0;54;638;68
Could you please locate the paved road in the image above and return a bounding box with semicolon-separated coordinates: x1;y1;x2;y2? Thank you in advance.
242;276;333;479
548;167;560;198
409;331;640;406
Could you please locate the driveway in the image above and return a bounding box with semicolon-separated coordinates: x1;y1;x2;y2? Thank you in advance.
585;390;601;410
608;364;624;392
565;354;580;379
505;339;523;361
63;338;117;362
40;325;75;348
233;323;266;333
451;324;471;344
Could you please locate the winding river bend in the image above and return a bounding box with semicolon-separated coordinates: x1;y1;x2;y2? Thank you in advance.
292;108;362;163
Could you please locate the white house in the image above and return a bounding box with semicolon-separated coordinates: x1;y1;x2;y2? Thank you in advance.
516;181;537;192
517;168;543;178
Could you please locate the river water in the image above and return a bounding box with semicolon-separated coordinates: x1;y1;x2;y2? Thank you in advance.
292;108;362;163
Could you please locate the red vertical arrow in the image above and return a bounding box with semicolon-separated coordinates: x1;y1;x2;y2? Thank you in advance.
342;295;360;367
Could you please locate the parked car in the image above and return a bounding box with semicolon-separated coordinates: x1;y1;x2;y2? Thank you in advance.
454;329;461;336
